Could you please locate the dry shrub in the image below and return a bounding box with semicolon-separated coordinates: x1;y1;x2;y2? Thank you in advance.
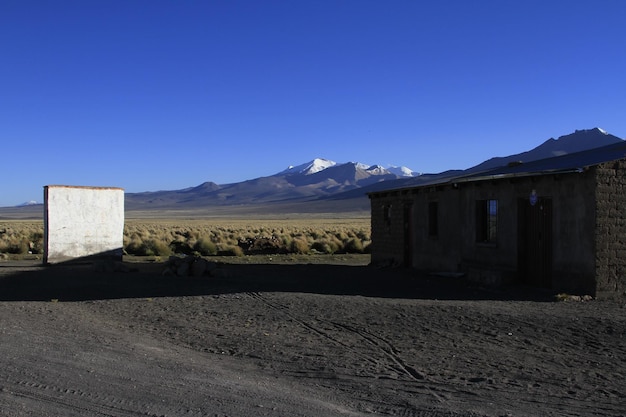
193;237;217;256
125;237;145;256
289;237;310;254
147;239;172;256
122;219;372;257
0;219;369;258
342;238;364;254
0;223;43;255
1;238;30;254
310;237;342;254
217;245;244;256
170;240;194;255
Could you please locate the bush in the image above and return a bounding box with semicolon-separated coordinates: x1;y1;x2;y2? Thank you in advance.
125;238;171;256
311;239;341;254
29;232;44;254
342;238;364;254
194;237;217;256
125;238;145;255
217;245;244;256
170;240;194;255
363;241;372;253
1;219;372;258
289;238;309;254
147;239;172;256
2;238;30;254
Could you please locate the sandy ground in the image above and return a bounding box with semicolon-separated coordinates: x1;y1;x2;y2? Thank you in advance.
0;257;625;417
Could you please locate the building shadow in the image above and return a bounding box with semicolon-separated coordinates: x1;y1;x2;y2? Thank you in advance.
0;257;557;302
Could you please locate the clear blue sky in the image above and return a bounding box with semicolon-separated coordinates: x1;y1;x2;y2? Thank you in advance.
2;0;625;206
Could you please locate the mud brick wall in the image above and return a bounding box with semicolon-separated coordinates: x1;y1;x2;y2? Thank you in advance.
595;161;626;298
369;193;409;266
44;185;124;264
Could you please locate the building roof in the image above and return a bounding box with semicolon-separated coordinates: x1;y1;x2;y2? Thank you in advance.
369;140;626;196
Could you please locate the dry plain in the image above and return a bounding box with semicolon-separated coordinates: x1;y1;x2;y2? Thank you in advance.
0;217;625;416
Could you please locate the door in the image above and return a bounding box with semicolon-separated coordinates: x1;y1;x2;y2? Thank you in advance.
518;197;553;287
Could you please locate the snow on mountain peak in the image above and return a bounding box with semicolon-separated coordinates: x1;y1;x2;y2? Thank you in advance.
365;164;390;175
387;166;419;177
280;158;420;178
597;127;608;135
358;162;418;177
282;158;337;175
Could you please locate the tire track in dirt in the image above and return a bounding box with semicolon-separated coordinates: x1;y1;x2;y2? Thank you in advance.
245;293;626;416
2;298;382;417
330;321;427;381
0;333;214;417
245;291;454;413
2;382;135;417
246;292;414;376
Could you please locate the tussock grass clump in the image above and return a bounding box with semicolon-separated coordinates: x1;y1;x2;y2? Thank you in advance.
193;237;217;256
343;238;364;254
0;222;44;255
289;237;310;254
217;245;244;257
124;219;370;257
310;236;342;254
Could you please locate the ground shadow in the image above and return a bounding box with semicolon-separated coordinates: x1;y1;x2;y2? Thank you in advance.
0;259;558;302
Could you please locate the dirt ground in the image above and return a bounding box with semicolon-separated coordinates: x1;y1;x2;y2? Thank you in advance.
0;256;625;417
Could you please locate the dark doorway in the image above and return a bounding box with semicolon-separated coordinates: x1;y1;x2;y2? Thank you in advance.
518;197;553;288
403;203;413;267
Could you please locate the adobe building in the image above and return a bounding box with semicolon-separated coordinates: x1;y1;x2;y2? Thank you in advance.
44;185;124;264
368;141;626;299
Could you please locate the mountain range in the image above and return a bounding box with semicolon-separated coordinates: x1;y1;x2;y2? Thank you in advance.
124;127;621;211
466;128;622;172
3;128;623;218
124;158;420;210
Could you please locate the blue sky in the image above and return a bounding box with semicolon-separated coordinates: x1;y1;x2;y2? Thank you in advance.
2;0;625;206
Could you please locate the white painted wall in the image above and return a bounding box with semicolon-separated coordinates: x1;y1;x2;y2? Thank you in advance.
43;185;124;264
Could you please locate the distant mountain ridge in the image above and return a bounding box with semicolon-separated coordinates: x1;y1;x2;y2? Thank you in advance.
3;128;622;216
123;128;623;211
467;127;622;173
125;159;419;210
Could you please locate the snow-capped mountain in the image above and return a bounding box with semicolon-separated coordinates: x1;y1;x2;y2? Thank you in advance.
281;159;419;178
387;166;419;177
365;165;389;175
281;158;337;175
125;158;420;209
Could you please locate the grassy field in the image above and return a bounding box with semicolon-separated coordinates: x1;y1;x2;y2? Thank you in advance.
0;217;371;259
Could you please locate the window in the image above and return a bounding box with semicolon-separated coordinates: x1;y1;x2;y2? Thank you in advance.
428;201;438;237
476;199;497;244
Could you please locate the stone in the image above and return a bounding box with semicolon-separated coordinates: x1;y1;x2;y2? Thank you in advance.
191;258;208;277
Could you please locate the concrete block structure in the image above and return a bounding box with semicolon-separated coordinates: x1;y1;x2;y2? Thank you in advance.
43;185;124;264
369;142;626;299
